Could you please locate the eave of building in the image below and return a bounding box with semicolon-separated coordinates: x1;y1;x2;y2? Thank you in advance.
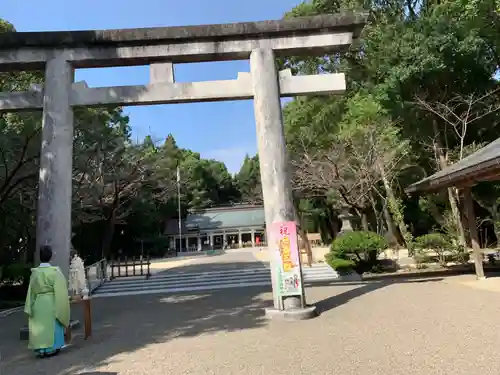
405;138;500;194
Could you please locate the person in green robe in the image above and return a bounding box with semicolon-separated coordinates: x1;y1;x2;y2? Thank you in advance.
24;245;70;358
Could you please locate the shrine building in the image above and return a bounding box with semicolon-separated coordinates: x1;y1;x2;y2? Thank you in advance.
164;204;266;252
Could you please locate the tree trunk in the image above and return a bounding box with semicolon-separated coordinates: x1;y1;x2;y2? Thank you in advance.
368;191;385;236
447;191;466;246
489;211;500;247
312;198;338;241
382;201;400;247
298;226;313;267
293;196;313;266
378;162;410;248
361;212;369;231
432;120;466;246
425;196;445;227
101;209;117;259
326;204;340;239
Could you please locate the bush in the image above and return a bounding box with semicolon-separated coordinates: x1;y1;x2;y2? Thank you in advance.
413;233;451;251
0;263;32;286
0;263;32;303
448;244;470;264
326;231;388;274
413;253;433;269
413;233;452;266
331;230;388;260
324;252;355;273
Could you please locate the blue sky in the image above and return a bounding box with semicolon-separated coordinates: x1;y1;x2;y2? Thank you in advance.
2;0;303;173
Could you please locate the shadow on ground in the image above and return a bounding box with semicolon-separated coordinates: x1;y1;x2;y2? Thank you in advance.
315;277;443;314
0;261;446;375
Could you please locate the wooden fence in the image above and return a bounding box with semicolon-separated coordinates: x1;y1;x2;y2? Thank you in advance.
109;256;151;280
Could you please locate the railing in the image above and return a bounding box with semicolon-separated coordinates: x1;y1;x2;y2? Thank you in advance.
109;256;151;280
84;259;108;295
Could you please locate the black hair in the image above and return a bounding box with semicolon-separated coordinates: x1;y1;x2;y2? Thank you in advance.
39;245;53;263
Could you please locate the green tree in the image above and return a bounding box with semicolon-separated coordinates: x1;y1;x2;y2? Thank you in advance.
280;0;500;249
234;155;262;204
338;92;411;247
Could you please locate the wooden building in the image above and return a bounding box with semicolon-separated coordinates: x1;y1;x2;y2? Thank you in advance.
165;204;266;253
406;137;500;279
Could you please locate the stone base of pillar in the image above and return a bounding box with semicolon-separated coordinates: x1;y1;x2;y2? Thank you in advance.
265;305;317;321
20;319;80;341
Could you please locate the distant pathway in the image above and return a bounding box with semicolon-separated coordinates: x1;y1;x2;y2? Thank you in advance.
92;249;340;297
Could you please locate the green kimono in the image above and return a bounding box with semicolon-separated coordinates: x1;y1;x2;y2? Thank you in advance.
24;264;70;351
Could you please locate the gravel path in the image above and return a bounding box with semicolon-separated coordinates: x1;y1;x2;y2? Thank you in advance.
2;276;499;375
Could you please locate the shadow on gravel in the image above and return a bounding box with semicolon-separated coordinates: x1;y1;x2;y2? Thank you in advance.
315;277;444;314
0;261;272;375
0;262;445;375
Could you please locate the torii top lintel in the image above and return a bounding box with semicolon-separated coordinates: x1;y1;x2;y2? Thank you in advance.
0;12;367;48
0;12;368;70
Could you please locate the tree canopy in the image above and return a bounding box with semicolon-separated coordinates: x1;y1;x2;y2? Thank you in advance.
283;0;500;247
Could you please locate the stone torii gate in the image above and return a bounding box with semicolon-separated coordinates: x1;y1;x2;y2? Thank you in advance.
0;12;366;319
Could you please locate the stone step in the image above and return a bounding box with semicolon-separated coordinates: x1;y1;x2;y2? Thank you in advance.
92;264;348;298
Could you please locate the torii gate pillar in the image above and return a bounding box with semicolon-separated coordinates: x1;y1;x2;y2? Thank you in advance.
250;48;314;318
36;54;74;280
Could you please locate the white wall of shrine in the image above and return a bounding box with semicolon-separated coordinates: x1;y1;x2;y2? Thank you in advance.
169;227;266;252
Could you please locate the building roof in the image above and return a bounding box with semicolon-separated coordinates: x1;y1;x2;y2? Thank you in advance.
406;138;500;193
186;205;265;232
164;205;266;235
0;13;368;48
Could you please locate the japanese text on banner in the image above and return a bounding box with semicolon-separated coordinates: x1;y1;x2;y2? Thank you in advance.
273;221;302;296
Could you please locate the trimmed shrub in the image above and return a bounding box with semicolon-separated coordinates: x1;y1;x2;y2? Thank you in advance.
413;233;452;266
326;231;388;274
324;252;355;273
413;233;451;251
413;234;471;266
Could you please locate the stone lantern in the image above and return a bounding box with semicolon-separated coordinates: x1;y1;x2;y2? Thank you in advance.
338;206;355;235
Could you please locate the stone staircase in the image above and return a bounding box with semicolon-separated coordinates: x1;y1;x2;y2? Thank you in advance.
92;263;354;298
